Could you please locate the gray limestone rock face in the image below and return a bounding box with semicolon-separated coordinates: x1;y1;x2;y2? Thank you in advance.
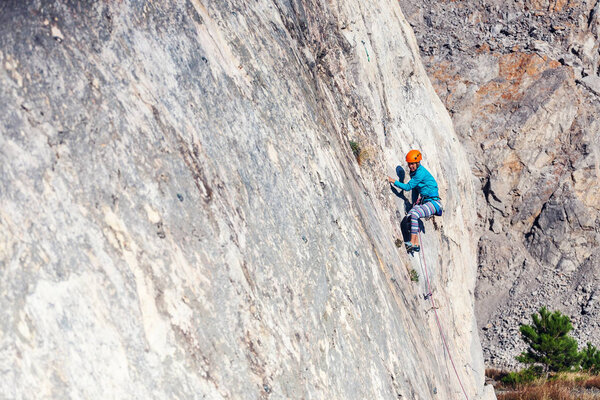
0;1;494;399
398;0;600;369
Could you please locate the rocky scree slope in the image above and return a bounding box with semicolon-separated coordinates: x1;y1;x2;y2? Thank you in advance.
0;1;494;399
399;0;600;368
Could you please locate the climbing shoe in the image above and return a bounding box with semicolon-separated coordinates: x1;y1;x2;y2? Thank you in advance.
405;242;420;253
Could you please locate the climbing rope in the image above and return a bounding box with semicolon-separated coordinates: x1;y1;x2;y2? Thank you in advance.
417;230;470;400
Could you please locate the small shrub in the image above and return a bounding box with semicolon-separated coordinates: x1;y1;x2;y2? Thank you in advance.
581;342;600;373
485;368;509;382
409;269;418;282
349;140;361;160
394;238;403;248
348;140;369;165
501;366;543;386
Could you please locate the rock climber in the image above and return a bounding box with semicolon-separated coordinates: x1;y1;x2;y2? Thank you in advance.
387;150;442;253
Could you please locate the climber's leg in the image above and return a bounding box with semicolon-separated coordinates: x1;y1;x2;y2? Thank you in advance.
408;203;435;246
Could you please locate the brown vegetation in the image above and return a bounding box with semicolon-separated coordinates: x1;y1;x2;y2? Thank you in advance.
486;368;509;382
488;371;600;400
585;376;600;390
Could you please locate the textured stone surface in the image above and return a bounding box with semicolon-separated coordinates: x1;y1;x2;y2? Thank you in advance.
398;0;600;368
0;1;494;398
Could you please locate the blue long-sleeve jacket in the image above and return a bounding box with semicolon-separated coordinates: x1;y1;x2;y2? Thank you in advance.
393;165;439;200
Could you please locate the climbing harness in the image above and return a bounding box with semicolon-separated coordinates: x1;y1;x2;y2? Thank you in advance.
422;214;436;222
420;196;443;219
417;230;470;400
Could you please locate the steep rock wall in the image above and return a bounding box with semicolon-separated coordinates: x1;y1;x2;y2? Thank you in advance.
398;0;600;367
0;1;494;398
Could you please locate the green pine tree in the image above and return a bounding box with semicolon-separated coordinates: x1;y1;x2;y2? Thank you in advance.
516;307;581;373
580;342;600;373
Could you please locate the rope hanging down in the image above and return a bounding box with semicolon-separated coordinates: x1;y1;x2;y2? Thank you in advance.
417;231;470;400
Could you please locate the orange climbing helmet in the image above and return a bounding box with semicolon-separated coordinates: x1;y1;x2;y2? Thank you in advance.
406;149;422;163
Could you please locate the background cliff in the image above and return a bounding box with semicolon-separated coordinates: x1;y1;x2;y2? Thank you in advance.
399;0;600;368
0;1;494;398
